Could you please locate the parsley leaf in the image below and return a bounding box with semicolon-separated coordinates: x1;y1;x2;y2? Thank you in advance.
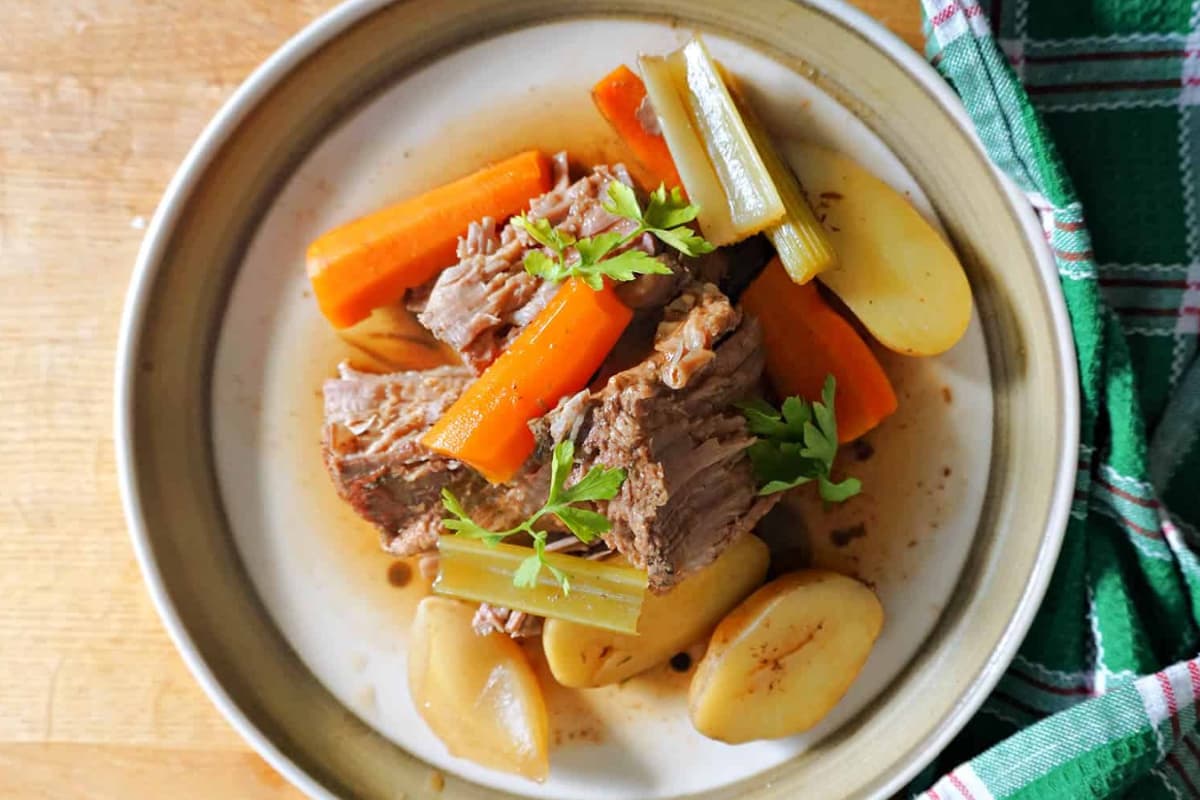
439;441;627;593
573;231;626;265
521;180;712;290
513;553;544;589
588;249;673;285
522;250;568;283
740;375;862;502
647;225;713;257
512;214;574;252
819;475;863;503
641;185;698;229
553;506;611;544
557;463;626;504
601;180;643;221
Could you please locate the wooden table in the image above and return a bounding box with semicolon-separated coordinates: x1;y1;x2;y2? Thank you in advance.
0;2;920;796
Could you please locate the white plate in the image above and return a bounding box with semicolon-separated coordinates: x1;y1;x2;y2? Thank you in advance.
211;18;991;800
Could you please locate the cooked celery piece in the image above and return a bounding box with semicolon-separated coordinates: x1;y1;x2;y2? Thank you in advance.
639;55;740;246
434;537;648;634
673;39;784;236
733;90;838;284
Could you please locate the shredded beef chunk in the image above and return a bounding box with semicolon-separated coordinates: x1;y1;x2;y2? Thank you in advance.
322;364;541;555
473;605;544;638
534;282;777;591
413;153;685;373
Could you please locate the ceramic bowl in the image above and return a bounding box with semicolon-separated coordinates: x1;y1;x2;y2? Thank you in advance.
116;1;1079;798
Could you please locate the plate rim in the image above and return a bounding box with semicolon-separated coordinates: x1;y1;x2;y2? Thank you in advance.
114;2;1080;798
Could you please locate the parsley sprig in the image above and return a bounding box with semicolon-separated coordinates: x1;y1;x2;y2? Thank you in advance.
440;440;625;593
740;375;862;502
511;182;715;291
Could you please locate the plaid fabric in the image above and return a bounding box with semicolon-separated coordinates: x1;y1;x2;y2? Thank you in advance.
912;1;1200;798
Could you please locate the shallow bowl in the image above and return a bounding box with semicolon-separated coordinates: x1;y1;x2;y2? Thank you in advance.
116;1;1079;798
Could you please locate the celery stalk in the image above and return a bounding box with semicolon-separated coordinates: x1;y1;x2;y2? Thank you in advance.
672;39;785;236
733;88;839;284
639;55;740;246
434;537;648;634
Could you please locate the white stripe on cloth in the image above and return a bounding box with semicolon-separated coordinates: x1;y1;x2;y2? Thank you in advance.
1175;30;1200;107
1138;676;1172;760
1162;513;1200;586
1030;97;1183;113
1099;463;1157;495
1136;661;1200;757
1179;263;1200;336
1153;765;1188;800
1088;502;1173;561
1087;585;1112;695
921;0;990;49
1000;38;1026;81
1012;653;1137;686
1014;0;1030;40
1100;263;1193;276
1125;324;1186;336
921;763;996;800
1023;32;1191;50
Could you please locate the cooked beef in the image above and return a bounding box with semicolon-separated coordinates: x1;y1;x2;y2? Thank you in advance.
413;153;686;373
701;233;775;302
321;363;543;555
473;605;544;638
533;282;777;591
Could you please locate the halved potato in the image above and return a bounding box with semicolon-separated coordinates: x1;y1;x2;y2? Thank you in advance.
688;570;883;743
789;143;972;357
543;534;770;688
408;596;549;780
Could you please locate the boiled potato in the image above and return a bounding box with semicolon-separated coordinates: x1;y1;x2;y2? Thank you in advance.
408;596;549;780
689;570;883;743
543;534;770;688
339;302;456;372
789;143;972;357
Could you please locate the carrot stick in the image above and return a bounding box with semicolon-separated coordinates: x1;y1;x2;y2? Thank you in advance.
421;279;633;483
742;258;897;442
307;150;554;329
592;65;683;190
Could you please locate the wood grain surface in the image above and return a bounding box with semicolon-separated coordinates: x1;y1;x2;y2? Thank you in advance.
0;2;920;797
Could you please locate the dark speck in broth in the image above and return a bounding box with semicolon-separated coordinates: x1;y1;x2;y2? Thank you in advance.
830;523;867;548
669;652;692;672
942;386;953;404
386;560;412;587
851;439;874;461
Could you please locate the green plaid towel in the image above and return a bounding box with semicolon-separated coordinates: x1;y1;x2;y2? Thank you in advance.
912;0;1200;797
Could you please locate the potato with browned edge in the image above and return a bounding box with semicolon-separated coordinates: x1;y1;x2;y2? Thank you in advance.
408;596;549;780
790;143;972;357
543;534;770;688
689;570;883;743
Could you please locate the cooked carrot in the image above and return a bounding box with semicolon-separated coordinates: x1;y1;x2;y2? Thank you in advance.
742;258;897;442
307;150;553;329
592;65;683;190
421;278;633;483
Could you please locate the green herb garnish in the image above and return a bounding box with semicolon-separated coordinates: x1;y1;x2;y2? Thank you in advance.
440;440;625;593
740;375;862;502
512;182;715;291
